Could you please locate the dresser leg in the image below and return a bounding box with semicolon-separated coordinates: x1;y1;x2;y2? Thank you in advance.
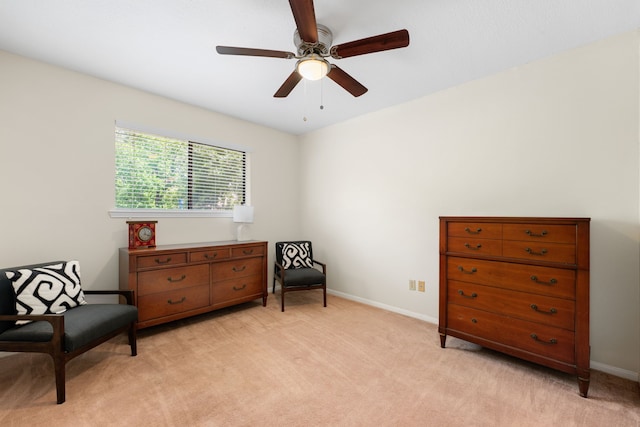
439;333;447;348
577;376;590;398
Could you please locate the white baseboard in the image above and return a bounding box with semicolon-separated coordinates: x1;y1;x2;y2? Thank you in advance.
327;289;640;383
328;289;439;324
590;360;639;382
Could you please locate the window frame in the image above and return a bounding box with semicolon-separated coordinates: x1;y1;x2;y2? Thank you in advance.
109;121;251;219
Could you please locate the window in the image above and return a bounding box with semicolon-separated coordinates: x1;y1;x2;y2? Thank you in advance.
113;125;247;217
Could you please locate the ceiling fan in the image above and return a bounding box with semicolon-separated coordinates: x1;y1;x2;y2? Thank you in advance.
216;0;410;98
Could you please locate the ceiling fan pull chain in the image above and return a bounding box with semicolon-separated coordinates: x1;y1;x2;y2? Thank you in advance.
303;79;308;122
320;78;324;110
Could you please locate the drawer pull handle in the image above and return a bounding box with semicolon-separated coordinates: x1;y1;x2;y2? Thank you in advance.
457;266;477;274
167;275;186;283
530;275;557;285
457;290;478;299
232;266;247;272
464;243;482;250
233;284;247;291
464;227;482;235
205;253;217;259
167;297;186;305
530;334;557;345
471;318;478;323
525;247;547;256
525;230;548;237
530;304;557;315
243;249;254;255
155;257;172;264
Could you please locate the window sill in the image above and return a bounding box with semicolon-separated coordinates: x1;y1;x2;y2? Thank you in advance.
109;208;232;219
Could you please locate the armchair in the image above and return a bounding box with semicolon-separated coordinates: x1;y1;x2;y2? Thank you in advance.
273;241;326;312
0;261;138;404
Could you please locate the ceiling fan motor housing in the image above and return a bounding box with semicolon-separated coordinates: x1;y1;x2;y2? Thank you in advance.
294;23;333;56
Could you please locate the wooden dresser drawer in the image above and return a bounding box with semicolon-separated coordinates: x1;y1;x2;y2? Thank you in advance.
448;281;575;330
447;237;502;256
500;262;576;299
138;285;210;322
502;241;576;264
138;264;209;296
448;257;576;299
231;244;265;258
211;276;263;303
503;224;576;244
447;222;502;239
213;257;263;282
190;248;230;263
137;252;187;269
447;257;503;287
447;304;575;364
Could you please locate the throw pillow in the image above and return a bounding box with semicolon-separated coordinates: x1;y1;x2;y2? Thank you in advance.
6;260;87;325
281;242;314;269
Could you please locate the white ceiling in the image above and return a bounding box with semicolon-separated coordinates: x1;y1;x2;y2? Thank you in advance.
1;1;638;135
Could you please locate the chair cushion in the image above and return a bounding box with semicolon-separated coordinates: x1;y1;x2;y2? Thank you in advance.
5;261;87;325
0;304;138;352
281;242;314;269
280;268;325;287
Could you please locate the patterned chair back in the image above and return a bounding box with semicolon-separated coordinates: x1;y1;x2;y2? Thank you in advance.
275;241;315;270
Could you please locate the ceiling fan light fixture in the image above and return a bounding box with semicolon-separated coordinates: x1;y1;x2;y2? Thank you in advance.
296;55;329;81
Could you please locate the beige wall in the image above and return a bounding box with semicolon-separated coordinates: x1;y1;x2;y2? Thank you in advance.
300;31;640;379
0;49;301;289
1;30;639;380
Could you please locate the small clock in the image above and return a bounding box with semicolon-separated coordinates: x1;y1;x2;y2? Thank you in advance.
127;221;157;249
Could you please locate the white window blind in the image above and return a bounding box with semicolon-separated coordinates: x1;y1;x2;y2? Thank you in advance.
115;126;246;213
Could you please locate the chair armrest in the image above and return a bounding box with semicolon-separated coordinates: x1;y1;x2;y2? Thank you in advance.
312;259;326;274
0;313;63;324
0;313;64;344
274;261;286;280
0;290;134;323
84;290;135;306
0;291;135;326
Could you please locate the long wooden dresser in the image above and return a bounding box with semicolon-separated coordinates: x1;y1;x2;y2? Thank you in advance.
119;241;268;329
438;217;590;397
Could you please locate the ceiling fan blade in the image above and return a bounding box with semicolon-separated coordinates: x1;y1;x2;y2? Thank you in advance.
216;46;295;59
326;65;368;97
274;71;303;98
330;29;410;59
289;0;318;43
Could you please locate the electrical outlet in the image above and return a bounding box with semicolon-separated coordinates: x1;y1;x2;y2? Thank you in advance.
418;281;425;292
409;279;416;291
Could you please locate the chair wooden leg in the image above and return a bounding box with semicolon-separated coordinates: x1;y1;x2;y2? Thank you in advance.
52;352;65;404
323;286;327;307
128;324;138;356
281;287;285;312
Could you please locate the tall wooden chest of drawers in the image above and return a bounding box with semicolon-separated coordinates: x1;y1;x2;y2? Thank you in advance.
439;217;590;397
119;241;268;329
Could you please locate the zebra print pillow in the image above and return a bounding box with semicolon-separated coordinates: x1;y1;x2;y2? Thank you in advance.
6;260;87;325
281;242;314;269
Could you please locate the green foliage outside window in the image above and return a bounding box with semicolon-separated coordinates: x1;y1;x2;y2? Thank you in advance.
115;127;245;211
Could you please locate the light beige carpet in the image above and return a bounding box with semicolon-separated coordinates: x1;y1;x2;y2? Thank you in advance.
0;292;638;426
